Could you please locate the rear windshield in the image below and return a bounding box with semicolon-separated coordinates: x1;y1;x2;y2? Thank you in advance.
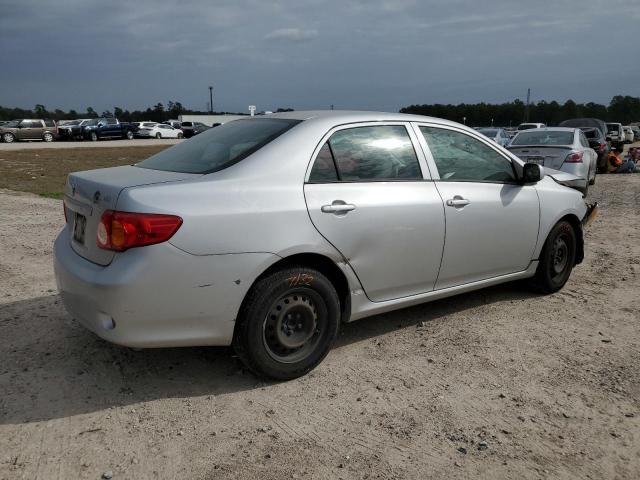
511;131;574;146
137;118;301;174
517;124;540;131
478;129;498;137
581;128;599;139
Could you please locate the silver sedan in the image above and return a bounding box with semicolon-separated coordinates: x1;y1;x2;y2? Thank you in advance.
508;127;598;194
54;111;596;379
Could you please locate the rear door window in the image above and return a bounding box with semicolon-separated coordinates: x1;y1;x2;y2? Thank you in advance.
308;125;422;182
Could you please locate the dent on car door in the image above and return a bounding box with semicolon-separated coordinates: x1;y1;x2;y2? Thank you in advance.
303;124;446;302
416;125;539;290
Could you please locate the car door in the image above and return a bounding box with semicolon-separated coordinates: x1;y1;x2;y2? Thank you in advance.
19;120;39;139
304;123;446;302
415;124;539;290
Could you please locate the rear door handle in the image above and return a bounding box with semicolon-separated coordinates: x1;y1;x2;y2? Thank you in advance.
321;202;356;214
446;197;470;208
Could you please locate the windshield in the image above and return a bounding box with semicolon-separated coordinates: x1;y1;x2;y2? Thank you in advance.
85;119;101;126
511;131;574;146
478;129;498;137
137;118;301;174
606;124;619;132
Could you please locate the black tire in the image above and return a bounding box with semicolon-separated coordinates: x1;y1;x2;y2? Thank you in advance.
531;220;576;294
90;132;98;142
155;132;162;139
177;132;184;139
589;171;596;186
43;132;54;142
233;266;340;380
125;130;134;140
2;132;15;143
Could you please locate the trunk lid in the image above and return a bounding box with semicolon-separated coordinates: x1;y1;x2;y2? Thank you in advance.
63;165;198;265
508;145;574;170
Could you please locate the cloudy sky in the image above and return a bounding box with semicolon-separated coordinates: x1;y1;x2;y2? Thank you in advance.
2;0;639;113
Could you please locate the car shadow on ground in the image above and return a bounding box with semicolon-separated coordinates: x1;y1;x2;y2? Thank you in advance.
0;282;537;425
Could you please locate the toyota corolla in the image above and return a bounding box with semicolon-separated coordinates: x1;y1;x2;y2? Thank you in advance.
54;111;597;379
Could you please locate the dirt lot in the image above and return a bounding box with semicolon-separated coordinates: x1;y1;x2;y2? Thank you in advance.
1;174;639;479
0;147;170;198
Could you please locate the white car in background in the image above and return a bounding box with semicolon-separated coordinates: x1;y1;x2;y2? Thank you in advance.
623;126;635;143
517;123;546;132
508;128;597;195
477;128;511;147
137;123;183;139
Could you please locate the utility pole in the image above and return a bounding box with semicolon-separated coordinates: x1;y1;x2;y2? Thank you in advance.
209;86;213;114
524;88;531;122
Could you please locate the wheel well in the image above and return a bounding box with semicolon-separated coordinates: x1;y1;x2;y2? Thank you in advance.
559;214;584;265
250;253;351;323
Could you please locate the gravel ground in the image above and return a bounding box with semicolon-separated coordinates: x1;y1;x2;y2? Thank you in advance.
0;138;181;151
1;175;639;479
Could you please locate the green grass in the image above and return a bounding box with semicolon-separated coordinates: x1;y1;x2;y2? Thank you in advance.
39;192;64;200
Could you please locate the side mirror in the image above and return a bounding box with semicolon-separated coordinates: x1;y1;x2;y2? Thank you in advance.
523;163;544;183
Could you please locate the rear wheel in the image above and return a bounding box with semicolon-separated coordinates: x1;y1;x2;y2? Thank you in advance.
155;132;162;139
89;132;98;142
233;266;340;380
531;220;576;294
43;132;54;142
2;132;15;143
177;132;184;139
125;130;134;140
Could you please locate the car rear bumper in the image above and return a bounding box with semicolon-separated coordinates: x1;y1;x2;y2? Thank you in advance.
53;227;278;348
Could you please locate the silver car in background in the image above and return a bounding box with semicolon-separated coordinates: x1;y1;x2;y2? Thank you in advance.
507;128;597;194
477;127;510;147
54;111;596;380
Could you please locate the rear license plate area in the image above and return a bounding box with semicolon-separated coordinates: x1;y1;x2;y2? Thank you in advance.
527;156;544;165
73;212;87;244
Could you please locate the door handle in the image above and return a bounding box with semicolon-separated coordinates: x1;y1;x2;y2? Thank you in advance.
321;202;356;214
446;197;470;208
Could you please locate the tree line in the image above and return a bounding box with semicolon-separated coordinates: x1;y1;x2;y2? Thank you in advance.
400;95;640;127
0;102;294;123
1;96;639;126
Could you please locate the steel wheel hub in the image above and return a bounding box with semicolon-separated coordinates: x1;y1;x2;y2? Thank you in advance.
552;236;568;275
263;293;320;362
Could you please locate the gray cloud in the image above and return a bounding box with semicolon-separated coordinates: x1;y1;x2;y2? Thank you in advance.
264;28;318;42
1;0;639;113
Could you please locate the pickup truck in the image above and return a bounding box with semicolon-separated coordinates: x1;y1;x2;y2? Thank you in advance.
81;118;137;141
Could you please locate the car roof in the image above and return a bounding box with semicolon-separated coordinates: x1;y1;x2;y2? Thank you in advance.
516;127;576;132
265;110;463;128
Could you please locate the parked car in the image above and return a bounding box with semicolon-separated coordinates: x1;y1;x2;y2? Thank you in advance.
164;120;182;129
623;126;635;143
476;128;510;147
132;122;159;137
606;123;625;149
81;117;137;141
630;125;640;142
180;121;210;138
508;128;597;194
0;119;57;143
517;122;546;132
579;127;609;173
58;119;92;140
54;111;596;379
558;118;608;138
137;123;184;139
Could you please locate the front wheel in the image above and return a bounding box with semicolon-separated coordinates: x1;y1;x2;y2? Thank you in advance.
155;132;162;139
2;132;16;143
233;267;340;380
89;132;98;141
125;130;134;140
177;132;183;139
531;220;576;294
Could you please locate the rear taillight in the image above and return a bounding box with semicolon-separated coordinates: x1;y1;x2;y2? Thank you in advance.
97;210;183;251
565;151;584;163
